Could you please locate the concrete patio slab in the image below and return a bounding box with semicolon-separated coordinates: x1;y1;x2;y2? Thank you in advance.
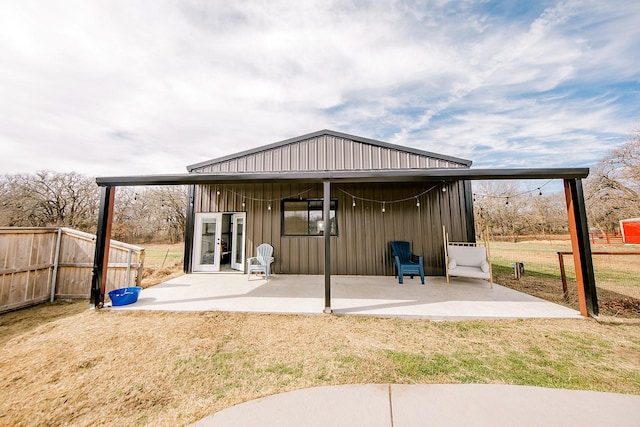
109;274;582;320
190;384;640;427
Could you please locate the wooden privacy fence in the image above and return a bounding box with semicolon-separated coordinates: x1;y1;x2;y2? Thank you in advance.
0;227;144;313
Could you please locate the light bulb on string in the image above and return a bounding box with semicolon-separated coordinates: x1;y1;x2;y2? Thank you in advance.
505;198;509;206
216;186;220;196
538;188;542;196
382;202;386;213
352;198;356;207
268;202;272;211
416;198;420;207
241;197;246;208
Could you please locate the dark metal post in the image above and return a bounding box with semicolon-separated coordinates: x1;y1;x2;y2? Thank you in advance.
323;180;332;313
557;252;569;300
564;179;598;317
463;180;476;242
90;186;115;308
183;184;196;273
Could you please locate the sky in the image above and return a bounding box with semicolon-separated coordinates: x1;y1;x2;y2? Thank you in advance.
1;0;639;177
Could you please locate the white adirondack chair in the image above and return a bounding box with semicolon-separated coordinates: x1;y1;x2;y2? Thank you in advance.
247;243;274;279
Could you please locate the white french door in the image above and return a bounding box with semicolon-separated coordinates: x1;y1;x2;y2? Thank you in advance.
193;213;223;272
231;213;246;271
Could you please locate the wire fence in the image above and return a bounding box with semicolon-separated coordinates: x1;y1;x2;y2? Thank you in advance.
486;237;640;318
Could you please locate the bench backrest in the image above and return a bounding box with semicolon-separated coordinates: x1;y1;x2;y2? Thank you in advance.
447;245;487;267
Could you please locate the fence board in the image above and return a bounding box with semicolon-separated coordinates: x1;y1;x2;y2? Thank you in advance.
0;227;145;313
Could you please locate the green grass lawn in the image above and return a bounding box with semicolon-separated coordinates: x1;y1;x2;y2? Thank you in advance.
142;243;184;268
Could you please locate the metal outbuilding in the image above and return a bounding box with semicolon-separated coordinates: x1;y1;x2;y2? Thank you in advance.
90;130;597;317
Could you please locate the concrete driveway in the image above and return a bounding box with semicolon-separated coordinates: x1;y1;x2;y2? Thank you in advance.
190;384;640;427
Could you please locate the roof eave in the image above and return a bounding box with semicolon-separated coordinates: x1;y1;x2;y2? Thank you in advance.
96;167;589;187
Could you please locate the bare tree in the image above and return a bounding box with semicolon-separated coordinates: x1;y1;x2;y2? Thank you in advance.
474;181;528;241
586;129;640;232
112;186;187;243
525;192;567;238
0;172;188;243
473;181;568;241
146;186;187;243
0;171;99;231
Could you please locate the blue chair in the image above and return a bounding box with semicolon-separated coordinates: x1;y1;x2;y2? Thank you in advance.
390;241;425;284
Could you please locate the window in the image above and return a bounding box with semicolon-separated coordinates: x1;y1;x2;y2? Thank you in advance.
282;199;337;236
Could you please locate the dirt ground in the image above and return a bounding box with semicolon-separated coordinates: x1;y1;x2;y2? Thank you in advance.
488;240;640;319
496;271;640;318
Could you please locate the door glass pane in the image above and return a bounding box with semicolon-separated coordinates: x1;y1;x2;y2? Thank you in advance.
234;218;244;265
200;218;217;265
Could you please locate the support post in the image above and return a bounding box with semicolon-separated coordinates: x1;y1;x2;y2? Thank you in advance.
125;249;133;287
557;252;569;301
183;184;196;274
564;179;598;317
90;186;115;308
50;227;62;302
323;180;332;313
463;180;476;242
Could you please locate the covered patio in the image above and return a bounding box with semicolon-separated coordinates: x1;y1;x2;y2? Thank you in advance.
93;167;597;318
109;274;582;320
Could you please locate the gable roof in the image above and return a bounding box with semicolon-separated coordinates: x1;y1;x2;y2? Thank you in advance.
187;129;472;173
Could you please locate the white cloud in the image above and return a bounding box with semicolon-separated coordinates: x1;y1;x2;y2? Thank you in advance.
0;0;638;177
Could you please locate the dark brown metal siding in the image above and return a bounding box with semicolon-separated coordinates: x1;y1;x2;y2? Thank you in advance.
195;181;473;276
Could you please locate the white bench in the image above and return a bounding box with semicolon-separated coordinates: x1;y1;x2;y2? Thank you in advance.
443;227;493;287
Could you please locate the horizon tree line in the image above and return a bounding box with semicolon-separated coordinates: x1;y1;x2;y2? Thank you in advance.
1;130;638;243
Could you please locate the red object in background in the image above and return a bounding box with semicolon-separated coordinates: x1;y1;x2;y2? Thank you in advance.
620;218;640;244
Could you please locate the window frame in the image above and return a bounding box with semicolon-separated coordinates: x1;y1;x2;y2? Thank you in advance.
281;198;338;237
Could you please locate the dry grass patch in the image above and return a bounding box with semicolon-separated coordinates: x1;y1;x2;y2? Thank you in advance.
1;305;640;426
140;243;184;288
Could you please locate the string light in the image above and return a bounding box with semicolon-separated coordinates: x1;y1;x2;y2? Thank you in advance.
228;187;312;205
337;185;438;208
216;186;221;196
229;185;439;213
472;180;554;204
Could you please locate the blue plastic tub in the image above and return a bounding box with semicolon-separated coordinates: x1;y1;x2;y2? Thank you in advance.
108;287;142;306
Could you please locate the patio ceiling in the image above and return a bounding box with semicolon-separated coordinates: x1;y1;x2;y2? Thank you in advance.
95;168;589;187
